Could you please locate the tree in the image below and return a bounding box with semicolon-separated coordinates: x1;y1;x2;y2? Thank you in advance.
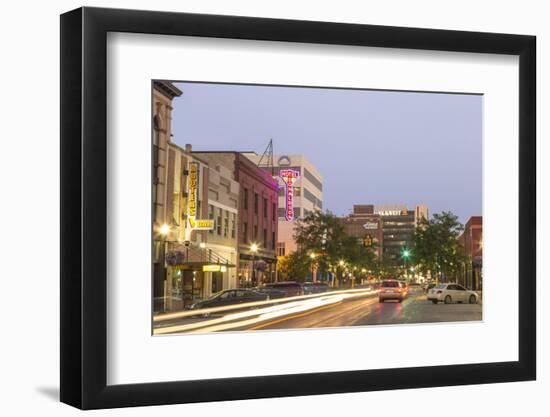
412;211;467;282
292;210;378;284
277;251;310;282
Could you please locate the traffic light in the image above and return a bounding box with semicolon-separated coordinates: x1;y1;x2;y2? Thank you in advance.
363;234;373;247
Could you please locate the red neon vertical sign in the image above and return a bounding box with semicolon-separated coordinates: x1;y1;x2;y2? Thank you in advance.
279;169;300;221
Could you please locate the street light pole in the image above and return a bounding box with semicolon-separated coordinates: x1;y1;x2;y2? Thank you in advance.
159;223;170;312
250;243;258;286
309;252;316;282
402;248;410;282
337;260;345;288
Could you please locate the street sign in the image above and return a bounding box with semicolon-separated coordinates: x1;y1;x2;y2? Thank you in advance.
363;222;378;230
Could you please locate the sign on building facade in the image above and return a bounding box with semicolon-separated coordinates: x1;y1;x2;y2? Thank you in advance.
279;168;300;221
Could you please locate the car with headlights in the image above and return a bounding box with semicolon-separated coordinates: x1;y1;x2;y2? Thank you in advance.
427;283;479;304
187;289;269;310
378;280;407;303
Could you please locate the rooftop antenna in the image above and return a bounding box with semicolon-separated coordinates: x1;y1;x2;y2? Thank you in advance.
257;138;274;176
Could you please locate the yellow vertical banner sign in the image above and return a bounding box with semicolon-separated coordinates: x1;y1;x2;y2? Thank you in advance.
187;161;214;231
188;162;199;221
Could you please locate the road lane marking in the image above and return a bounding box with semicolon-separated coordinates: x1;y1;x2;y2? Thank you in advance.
249;302;343;330
155;291;376;334
154;288;376;322
300;297;379;328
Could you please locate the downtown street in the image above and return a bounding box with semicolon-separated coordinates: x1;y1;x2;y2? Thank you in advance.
154;287;482;334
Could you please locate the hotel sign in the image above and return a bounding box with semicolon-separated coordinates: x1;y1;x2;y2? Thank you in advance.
376;209;408;216
279;168;300;221
187;162;214;231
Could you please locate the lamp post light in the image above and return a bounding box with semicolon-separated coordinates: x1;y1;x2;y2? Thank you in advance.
337;260;345;288
158;223;171;312
250;243;258;286
401;247;411;281
309;252;317;282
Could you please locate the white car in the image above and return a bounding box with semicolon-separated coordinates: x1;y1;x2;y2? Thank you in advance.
427;283;479;304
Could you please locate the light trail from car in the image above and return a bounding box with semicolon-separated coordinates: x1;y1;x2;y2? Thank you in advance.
154;289;377;334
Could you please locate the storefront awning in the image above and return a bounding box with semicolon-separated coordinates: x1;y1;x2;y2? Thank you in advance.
166;243;236;270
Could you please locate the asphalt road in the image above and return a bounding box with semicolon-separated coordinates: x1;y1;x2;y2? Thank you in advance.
154;289;482;334
245;290;482;331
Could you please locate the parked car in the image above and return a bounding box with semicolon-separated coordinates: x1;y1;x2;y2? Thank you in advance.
378;280;407;303
187;289;269;310
302;282;330;294
253;286;287;299
263;281;304;297
426;283;479;304
424;283;436;293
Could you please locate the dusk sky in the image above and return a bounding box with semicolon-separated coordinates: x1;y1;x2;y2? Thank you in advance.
171;82;482;224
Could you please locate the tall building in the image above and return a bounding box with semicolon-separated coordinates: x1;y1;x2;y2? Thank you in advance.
342;205;384;260
161;143;212;311
152;81;183;312
202;151;240;293
243;153;324;257
458;216;483;290
192;151;279;286
342;204;428;265
374;204;428;264
153;82;237;312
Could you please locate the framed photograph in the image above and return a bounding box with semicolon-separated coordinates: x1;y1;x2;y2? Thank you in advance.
60;6;536;409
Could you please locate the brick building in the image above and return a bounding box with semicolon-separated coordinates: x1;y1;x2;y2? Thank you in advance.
192;151;279;286
342;205;384;261
458;216;483;290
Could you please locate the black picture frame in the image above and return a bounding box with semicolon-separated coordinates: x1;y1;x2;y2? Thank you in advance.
60;6;536;410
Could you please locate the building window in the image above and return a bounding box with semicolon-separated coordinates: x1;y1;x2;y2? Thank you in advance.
243;222;248;243
263;228;267;247
243;188;248;210
263;198;267;217
208;204;214;234
254;192;258;215
303;187;322;209
253;225;258;240
277;242;285;257
277;208;286;218
303;167;323;192
217;208;222;235
208;189;219;201
231;213;236;239
272;202;276;221
223;211;229;237
272;231;276;250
